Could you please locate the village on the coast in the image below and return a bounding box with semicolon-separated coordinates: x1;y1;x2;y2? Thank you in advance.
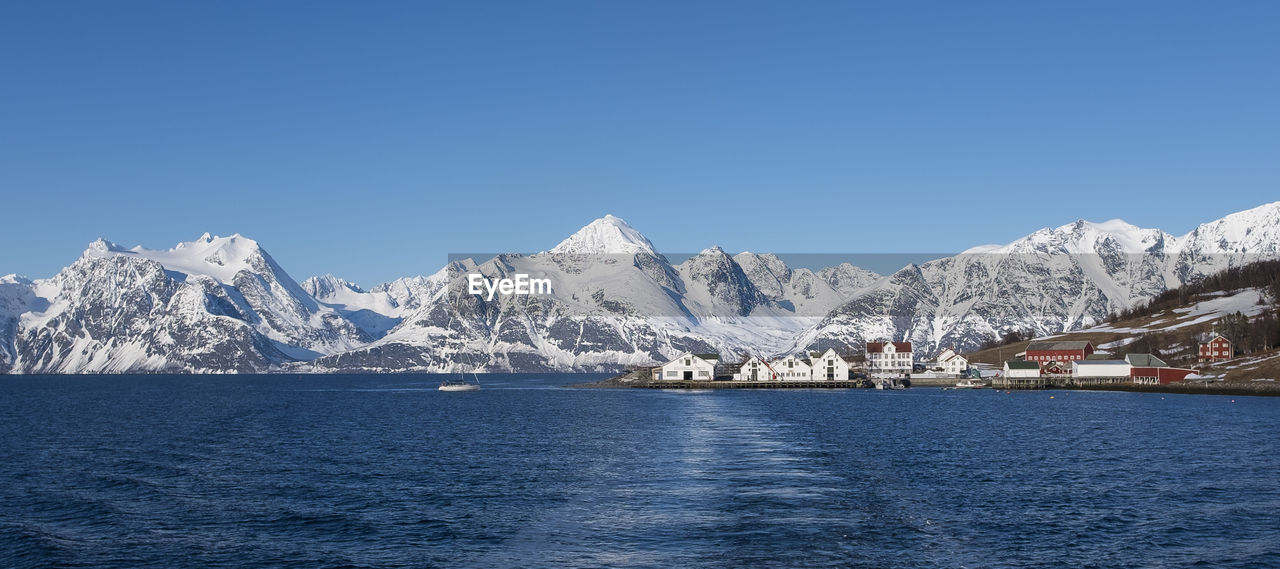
647;334;1233;389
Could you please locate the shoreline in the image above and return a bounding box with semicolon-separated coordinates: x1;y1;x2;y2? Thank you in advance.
570;370;1280;396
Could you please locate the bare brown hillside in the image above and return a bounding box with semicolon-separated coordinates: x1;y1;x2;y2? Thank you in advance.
965;289;1280;383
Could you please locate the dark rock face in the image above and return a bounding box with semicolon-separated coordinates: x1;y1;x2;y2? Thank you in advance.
12;255;290;373
305;257;730;372
6;239;369;374
679;247;769;317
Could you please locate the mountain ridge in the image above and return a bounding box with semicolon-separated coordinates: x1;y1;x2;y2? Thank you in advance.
3;202;1279;374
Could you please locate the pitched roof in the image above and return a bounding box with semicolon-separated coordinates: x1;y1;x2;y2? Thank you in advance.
1125;353;1168;367
866;341;913;353
1075;359;1129;366
809;350;848;362
694;353;720;362
1026;340;1093;352
1005;360;1040;370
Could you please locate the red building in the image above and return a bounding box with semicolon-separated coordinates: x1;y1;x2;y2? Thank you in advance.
1126;353;1196;384
1023;340;1094;367
1130;367;1197;384
1198;335;1232;363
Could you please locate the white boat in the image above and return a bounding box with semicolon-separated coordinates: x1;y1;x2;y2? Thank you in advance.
437;286;481;392
438;381;480;392
953;377;986;389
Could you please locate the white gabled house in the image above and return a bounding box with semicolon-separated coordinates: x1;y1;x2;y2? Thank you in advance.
1071;359;1131;385
734;356;777;381
934;347;968;376
999;360;1044;388
1003;360;1041;378
867;341;913;374
773;354;812;381
809;348;850;381
654;352;719;381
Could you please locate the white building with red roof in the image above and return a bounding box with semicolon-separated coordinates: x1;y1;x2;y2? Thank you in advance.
867;341;913;374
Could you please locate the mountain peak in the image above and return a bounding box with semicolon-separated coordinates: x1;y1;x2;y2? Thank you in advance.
1178;201;1280;255
1056;218;1141;235
82;233;272;283
1;274;32;285
550;214;657;255
302;274;365;298
992;217;1167;255
1184;201;1280;236
84;238;127;256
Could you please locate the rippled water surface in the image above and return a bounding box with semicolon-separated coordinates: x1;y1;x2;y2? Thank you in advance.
3;374;1279;568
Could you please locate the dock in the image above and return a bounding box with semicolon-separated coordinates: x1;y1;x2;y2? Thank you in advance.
640;380;870;389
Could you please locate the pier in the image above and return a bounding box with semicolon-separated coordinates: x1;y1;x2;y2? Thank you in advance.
640;380;870;389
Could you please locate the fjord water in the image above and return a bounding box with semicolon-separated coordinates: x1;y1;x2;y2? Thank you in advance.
2;375;1279;569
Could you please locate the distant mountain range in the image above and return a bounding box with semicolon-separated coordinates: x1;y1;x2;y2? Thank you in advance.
3;203;1280;374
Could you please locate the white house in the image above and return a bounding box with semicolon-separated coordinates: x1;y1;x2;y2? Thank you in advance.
773;354;812;381
867;341;913;374
810;348;850;381
934;347;968;376
1001;360;1044;388
654;352;719;381
734;356;777;381
1071;359;1132;385
1004;360;1041;378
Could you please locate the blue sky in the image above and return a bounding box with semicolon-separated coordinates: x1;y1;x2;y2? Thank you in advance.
2;1;1277;286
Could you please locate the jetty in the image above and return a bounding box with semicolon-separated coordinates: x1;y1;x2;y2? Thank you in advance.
570;367;902;389
638;379;870;389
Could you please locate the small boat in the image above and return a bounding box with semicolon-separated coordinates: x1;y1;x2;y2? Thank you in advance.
438;283;481;392
438;381;480;392
439;367;481;392
953;377;987;389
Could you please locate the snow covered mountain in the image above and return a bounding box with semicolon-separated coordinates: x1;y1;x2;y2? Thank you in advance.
0;275;40;373
550;214;658;255
305;248;756;372
299;267;457;338
3;235;369;373
4;203;1280;374
792;201;1280;356
302;214;887;373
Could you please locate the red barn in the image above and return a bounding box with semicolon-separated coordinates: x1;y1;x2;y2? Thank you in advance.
1198;335;1232;363
1126;354;1196;385
1024;340;1094;368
